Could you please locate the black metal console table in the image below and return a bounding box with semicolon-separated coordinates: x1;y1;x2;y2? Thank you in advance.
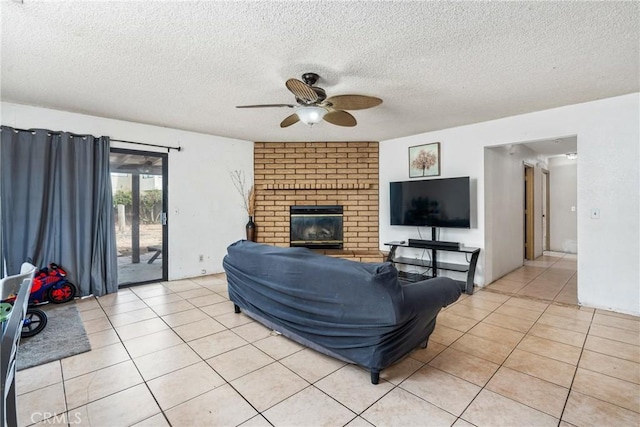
384;241;480;295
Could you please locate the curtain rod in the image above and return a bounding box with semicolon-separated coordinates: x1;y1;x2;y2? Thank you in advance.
3;126;182;152
111;139;182;152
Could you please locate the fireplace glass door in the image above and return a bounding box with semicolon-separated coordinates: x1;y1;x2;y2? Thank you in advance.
290;205;343;249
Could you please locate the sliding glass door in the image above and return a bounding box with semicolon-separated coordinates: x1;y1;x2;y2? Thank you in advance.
110;149;168;286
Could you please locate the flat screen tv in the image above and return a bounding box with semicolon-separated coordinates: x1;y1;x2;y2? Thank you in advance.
390;177;471;228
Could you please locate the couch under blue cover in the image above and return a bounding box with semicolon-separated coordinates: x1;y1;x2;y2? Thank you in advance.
223;240;461;384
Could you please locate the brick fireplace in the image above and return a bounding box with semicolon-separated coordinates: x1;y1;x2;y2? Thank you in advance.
253;141;384;262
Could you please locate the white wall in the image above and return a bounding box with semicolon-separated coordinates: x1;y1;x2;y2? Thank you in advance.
549;156;578;253
381;93;640;315
1;102;254;280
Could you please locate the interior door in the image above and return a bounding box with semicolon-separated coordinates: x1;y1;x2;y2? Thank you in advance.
110;149;168;286
524;164;535;260
542;169;550;252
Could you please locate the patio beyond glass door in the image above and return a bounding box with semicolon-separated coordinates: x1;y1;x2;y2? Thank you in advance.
110;149;167;286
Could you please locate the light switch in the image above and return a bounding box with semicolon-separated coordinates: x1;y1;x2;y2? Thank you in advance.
590;208;600;219
571;206;576;212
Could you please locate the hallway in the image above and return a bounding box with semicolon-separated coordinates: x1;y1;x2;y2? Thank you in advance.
485;252;577;305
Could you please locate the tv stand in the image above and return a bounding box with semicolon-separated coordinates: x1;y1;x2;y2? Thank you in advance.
384;235;480;295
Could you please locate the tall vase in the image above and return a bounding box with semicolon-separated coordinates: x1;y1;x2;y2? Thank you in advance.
246;216;256;241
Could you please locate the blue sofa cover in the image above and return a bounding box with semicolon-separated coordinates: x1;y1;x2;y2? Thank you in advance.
223;240;461;384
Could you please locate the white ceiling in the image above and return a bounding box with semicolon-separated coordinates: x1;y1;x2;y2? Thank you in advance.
522;135;577;157
494;135;578;160
2;1;638;143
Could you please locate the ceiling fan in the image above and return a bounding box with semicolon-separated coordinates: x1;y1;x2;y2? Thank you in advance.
236;73;382;128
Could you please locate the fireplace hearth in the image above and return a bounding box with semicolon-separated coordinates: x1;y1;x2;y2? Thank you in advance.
290;205;343;249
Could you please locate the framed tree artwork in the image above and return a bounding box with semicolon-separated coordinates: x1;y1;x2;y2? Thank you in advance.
409;142;441;178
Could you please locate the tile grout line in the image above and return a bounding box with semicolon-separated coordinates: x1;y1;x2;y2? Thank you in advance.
97;288;174;426
152;279;268;425
440;293;555;423
82;280;227;425
137;281;263;426
132;281;302;426
556;308;596;424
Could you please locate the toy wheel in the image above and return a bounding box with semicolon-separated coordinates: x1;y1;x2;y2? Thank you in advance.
48;281;77;304
22;309;47;338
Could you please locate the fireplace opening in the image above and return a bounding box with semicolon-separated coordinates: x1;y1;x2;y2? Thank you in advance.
290;205;343;249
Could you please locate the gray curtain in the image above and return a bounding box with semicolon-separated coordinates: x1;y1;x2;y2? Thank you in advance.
0;126;118;297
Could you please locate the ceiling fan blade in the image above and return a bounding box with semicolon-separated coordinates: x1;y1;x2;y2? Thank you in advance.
285;79;318;103
325;95;383;110
280;114;300;128
236;104;295;108
324;110;357;127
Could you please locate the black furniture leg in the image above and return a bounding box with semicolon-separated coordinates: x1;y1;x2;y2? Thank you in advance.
234;304;241;313
385;245;398;262
370;370;380;385
466;250;480;295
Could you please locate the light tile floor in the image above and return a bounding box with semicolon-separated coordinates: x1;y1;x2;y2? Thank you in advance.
16;254;639;426
486;251;578;305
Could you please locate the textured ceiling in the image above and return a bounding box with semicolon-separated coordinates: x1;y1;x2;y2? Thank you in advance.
524;136;577;157
2;1;638;143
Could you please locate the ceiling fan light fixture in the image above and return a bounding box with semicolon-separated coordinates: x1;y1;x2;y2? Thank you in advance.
236;73;382;129
295;106;327;126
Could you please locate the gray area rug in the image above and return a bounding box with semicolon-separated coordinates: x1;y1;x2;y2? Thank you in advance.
17;302;91;371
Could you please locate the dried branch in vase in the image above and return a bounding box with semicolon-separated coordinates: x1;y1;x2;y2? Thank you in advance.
230;170;255;216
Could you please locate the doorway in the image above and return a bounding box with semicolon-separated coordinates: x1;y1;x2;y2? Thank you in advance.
110;149;168;286
484;137;578;305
